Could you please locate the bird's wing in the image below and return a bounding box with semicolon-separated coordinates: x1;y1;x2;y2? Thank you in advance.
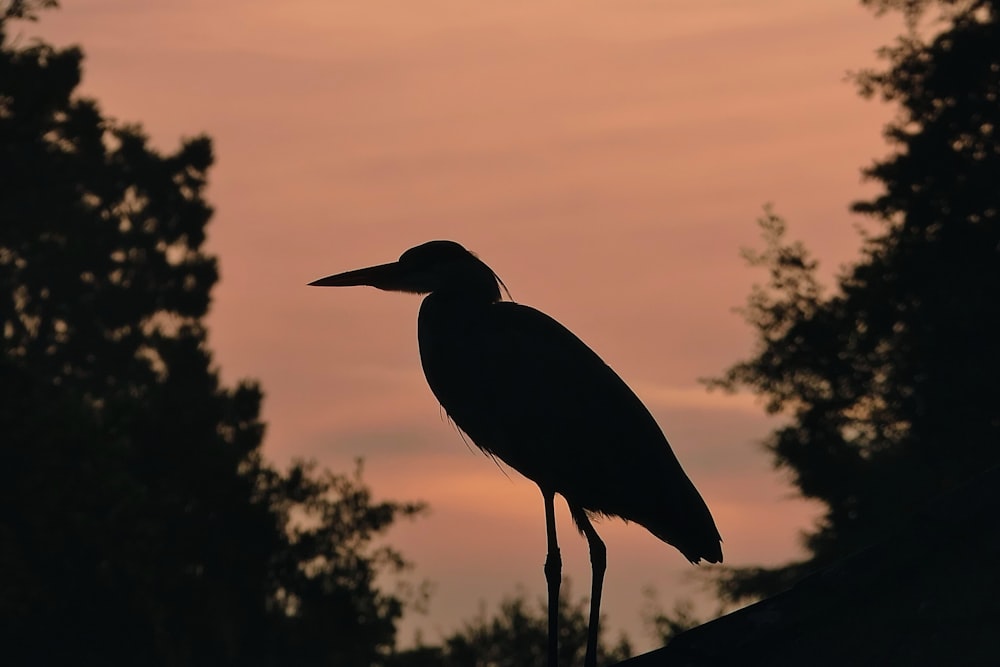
439;304;680;499
422;300;722;561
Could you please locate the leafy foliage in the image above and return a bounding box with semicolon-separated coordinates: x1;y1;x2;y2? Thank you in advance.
388;584;632;667
711;0;1000;602
1;0;58;22
641;589;727;646
0;9;422;665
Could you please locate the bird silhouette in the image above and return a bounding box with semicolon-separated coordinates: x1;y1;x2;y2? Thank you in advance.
310;240;722;667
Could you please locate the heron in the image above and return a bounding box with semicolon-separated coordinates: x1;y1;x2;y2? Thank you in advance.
310;240;722;667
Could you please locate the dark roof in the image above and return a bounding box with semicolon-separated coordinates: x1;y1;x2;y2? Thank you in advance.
616;466;1000;667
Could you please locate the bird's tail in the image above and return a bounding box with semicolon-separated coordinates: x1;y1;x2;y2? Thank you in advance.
640;492;723;565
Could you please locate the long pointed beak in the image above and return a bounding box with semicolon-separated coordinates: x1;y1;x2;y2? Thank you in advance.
308;262;403;289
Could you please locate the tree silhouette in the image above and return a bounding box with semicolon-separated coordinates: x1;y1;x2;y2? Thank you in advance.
710;0;1000;601
388;584;632;667
1;6;421;665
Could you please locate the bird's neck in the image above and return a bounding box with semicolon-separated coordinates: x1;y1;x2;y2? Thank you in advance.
416;291;494;398
418;291;493;334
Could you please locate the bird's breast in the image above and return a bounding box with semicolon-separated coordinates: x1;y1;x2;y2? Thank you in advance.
417;298;501;436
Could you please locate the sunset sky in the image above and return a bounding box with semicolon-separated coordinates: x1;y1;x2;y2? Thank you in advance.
33;0;904;651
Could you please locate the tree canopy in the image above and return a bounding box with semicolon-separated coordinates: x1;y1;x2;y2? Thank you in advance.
0;7;422;665
388;584;632;667
711;0;999;601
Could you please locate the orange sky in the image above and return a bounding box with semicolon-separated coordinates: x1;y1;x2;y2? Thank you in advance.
33;0;903;651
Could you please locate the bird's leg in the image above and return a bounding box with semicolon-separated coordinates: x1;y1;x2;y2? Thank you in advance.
542;489;561;667
570;505;606;667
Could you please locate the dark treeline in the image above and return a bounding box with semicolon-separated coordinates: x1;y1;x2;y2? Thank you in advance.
706;0;1000;602
1;3;422;664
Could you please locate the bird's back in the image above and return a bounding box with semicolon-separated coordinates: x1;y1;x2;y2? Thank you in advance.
418;296;722;564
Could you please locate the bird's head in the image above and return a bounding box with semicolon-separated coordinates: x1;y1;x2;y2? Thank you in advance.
310;240;505;302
